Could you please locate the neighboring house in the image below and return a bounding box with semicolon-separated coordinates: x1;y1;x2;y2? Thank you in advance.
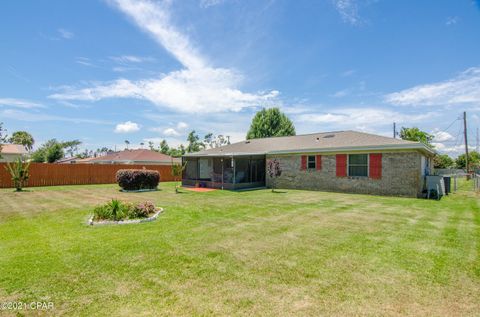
0;144;28;162
182;131;435;197
86;149;180;165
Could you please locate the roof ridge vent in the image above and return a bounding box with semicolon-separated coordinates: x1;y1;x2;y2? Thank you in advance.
323;134;335;138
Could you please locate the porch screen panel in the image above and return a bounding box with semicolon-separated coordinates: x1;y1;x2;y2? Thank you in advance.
199;158;212;180
223;158;234;183
250;158;265;183
235;157;250;183
212;158;223;183
184;158;198;180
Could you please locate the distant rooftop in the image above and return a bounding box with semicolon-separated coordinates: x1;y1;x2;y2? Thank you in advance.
88;149;179;163
185;130;434;157
0;144;28;155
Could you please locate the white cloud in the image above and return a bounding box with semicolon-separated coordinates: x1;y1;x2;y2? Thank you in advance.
114;121;141;133
296;108;436;127
110;55;155;63
333;0;361;25
431;142;476;156
163;128;180;136
109;0;205;70
1;109;110;124
446;16;458;26
200;0;224;8
75;57;95;67
332;89;349;98
50;0;278;113
50;70;279;113
58;28;74;39
385;67;480;107
0;98;45;109
150;121;188;136
432;129;454;142
176;121;188;129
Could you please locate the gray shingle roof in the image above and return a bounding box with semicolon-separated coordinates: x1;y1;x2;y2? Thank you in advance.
184;130;435;157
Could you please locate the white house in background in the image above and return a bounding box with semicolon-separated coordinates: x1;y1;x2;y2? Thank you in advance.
0;144;28;162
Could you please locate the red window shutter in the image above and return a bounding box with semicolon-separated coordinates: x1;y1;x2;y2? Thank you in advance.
369;153;382;179
301;155;307;170
316;155;322;170
336;154;347;177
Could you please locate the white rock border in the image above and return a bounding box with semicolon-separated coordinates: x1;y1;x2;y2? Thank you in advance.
88;208;163;226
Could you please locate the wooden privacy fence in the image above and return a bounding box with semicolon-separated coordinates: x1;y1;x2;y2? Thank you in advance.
0;163;175;188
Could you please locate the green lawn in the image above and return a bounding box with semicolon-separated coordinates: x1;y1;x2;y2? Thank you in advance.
0;182;479;316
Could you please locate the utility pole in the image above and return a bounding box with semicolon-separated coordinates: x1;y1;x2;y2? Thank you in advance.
463;111;469;173
393;122;396;139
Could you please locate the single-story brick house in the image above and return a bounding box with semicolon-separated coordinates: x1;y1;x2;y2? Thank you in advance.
182;131;435;197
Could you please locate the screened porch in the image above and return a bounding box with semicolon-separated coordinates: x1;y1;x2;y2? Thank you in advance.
182;155;266;190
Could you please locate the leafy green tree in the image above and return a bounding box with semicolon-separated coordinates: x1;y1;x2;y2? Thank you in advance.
148;141;155;151
31;139;59;162
203;133;230;148
31;148;47;162
46;143;64;163
246;107;296;140
0;122;7;159
160;139;170;154
399;127;434;147
433;154;454;169
62;140;81;157
168;145;186;157
186;130;204;153
31;139;73;162
8;131;34;151
455;151;480;169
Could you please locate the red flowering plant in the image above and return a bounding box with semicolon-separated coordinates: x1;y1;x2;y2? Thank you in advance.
267;159;282;192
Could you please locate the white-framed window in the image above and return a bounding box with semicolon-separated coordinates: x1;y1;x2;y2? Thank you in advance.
348;154;368;177
307;155;316;169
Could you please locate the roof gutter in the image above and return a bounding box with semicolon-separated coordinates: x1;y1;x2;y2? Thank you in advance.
183;152;265;157
183;143;435;158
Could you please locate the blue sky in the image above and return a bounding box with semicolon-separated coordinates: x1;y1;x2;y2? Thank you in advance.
1;0;480;156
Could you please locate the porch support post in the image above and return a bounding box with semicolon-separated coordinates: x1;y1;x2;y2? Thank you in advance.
221;157;224;190
232;155;235;190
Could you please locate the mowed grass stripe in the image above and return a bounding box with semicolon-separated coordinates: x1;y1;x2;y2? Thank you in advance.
0;181;479;316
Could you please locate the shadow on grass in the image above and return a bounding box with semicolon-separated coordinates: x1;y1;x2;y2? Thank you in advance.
118;188;162;193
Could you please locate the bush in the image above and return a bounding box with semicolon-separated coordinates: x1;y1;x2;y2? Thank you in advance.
116;169;160;191
133;201;156;218
93;200;157;221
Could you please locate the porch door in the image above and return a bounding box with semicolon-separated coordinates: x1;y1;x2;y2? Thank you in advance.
198;158;213;180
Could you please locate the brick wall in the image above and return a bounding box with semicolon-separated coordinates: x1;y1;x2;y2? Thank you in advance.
266;152;424;197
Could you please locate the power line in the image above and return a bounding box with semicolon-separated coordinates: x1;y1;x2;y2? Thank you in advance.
442;116;462;133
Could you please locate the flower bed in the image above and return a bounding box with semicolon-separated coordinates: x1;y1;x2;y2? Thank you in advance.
88;199;163;225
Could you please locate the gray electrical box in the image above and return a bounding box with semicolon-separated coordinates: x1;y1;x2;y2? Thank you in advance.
426;175;445;198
